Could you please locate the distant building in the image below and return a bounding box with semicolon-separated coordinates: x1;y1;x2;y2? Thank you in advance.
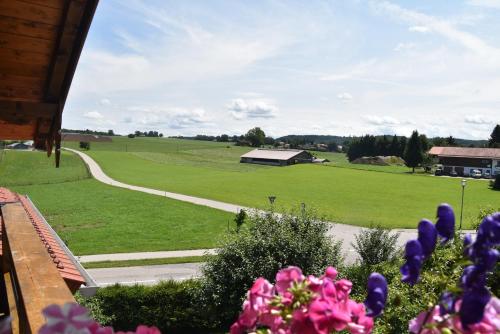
240;149;315;166
61;133;113;142
429;146;500;176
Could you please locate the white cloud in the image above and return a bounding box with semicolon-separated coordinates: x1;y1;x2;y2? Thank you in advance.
127;107;211;129
364;115;401;125
467;0;500;9
394;42;416;51
83;111;104;119
408;25;430;33
227;99;278;120
373;1;500;59
99;98;111;106
464;115;493;124
337;92;353;101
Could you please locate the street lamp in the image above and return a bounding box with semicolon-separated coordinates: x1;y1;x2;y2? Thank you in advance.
460;179;467;230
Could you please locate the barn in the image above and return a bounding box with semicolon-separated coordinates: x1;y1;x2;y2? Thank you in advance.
429;146;500;176
240;149;314;166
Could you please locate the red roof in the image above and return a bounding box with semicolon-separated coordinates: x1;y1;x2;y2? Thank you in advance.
429;146;500;159
0;188;85;288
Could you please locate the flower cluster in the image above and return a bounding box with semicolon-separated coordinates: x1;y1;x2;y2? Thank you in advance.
0;303;161;334
400;204;453;285
406;206;500;333
410;297;500;334
230;266;387;334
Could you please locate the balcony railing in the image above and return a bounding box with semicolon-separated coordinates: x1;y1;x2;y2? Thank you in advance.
1;201;76;333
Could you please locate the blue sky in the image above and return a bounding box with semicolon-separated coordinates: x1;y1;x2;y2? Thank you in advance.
65;0;500;139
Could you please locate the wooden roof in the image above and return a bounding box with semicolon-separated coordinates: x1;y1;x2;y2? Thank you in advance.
0;0;99;166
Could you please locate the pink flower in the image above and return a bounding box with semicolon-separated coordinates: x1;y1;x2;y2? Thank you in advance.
259;312;284;331
334;279;353;302
306;275;323;293
275;266;304;294
409;306;443;334
39;303;95;334
320;279;337;301
324;267;338;280
291;309;316;334
230;321;246;334
309;298;351;333
238;300;258;328
0;317;11;334
346;300;374;334
248;278;274;312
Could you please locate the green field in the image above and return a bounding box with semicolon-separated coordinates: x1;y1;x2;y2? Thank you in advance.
63;137;500;229
1;150;233;255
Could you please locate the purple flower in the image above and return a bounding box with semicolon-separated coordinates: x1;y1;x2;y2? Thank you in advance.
435;204;455;243
400;240;424;285
364;272;388;317
0;317;11;334
476;214;500;246
461;265;487;290
417;219;437;258
459;287;491;328
438;292;455;316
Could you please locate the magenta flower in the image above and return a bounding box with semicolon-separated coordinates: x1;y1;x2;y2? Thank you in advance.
0;317;11;334
248;277;274;312
324;266;338;280
334;279;353;302
39;303;95;334
309;298;351;333
275;266;304;294
346;300;374;334
290;309;316;334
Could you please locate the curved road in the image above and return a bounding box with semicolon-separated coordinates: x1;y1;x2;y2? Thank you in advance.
65;148;465;285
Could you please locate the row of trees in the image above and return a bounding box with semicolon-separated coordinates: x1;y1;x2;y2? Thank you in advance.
346;135;408;161
128;130;163;138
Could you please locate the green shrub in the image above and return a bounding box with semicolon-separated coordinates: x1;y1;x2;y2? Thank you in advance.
471;206;500;230
234;209;246;232
88;280;217;334
491;174;500;190
201;207;343;326
351;226;400;266
75;292;115;326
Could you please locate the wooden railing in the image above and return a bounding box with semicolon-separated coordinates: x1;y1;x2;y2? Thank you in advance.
1;202;75;334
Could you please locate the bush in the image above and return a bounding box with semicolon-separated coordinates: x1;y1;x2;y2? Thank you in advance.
471;206;500;230
85;280;217;334
351;226;400;266
491;174;500;190
127;134;135;138
75;292;114;326
79;141;90;150
200;207;343;326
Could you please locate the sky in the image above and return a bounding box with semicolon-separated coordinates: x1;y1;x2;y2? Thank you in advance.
64;0;500;139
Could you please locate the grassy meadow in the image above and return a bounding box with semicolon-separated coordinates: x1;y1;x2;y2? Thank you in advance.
0;150;233;255
63;137;500;229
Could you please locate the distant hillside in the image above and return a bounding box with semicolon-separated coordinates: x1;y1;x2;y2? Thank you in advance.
276;134;488;147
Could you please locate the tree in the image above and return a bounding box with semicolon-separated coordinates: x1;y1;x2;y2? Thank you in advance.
327;142;339;152
489;124;500;148
107;129;115;136
79;141;90;150
404;130;424;172
159;133;163;138
398;136;407;157
127;134;135;138
446;136;457;146
134;131;141;137
220;134;229;142
389;135;400;156
245;127;266;147
419;134;429;152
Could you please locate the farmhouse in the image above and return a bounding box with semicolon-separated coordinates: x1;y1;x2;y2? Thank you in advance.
240;149;314;166
429;146;500;176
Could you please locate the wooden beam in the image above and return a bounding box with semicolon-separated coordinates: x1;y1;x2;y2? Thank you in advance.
0;0;62;26
0;31;54;55
0;15;58;40
0;100;57;121
2;203;75;334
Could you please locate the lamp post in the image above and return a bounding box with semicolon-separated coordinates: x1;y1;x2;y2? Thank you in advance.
460;179;467;230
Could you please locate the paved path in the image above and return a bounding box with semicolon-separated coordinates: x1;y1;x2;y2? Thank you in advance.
87;263;202;286
79;249;216;263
